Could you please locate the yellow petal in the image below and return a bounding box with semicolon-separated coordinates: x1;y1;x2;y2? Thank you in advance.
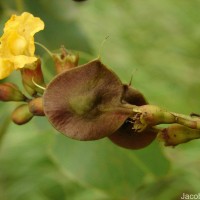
1;31;28;56
12;55;38;70
1;12;44;57
4;12;45;36
0;55;38;79
0;58;15;79
11;34;27;55
0;12;45;79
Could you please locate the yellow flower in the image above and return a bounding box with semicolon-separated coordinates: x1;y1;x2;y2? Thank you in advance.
0;12;44;79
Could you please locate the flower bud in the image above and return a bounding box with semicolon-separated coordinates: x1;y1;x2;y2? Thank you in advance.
158;124;200;146
0;83;26;101
28;97;45;116
53;47;79;74
12;104;33;125
21;58;45;96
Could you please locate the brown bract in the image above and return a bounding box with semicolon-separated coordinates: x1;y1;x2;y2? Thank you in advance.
43;59;132;140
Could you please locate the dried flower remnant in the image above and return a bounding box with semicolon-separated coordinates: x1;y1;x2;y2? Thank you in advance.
53;47;79;74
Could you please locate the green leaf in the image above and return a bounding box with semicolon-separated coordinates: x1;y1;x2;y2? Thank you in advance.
52;134;169;199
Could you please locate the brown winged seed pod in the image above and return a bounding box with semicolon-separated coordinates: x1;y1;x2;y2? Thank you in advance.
43;59;134;140
108;119;158;149
108;85;158;149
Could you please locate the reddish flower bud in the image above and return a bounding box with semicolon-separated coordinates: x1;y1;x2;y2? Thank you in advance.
21;58;45;96
12;104;33;125
28;97;45;116
0;83;26;101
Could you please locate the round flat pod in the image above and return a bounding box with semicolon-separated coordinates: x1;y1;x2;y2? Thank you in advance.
122;84;148;105
109;85;157;149
43;59;131;141
108;120;158;149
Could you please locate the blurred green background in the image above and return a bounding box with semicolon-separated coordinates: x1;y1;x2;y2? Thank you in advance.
0;0;200;200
